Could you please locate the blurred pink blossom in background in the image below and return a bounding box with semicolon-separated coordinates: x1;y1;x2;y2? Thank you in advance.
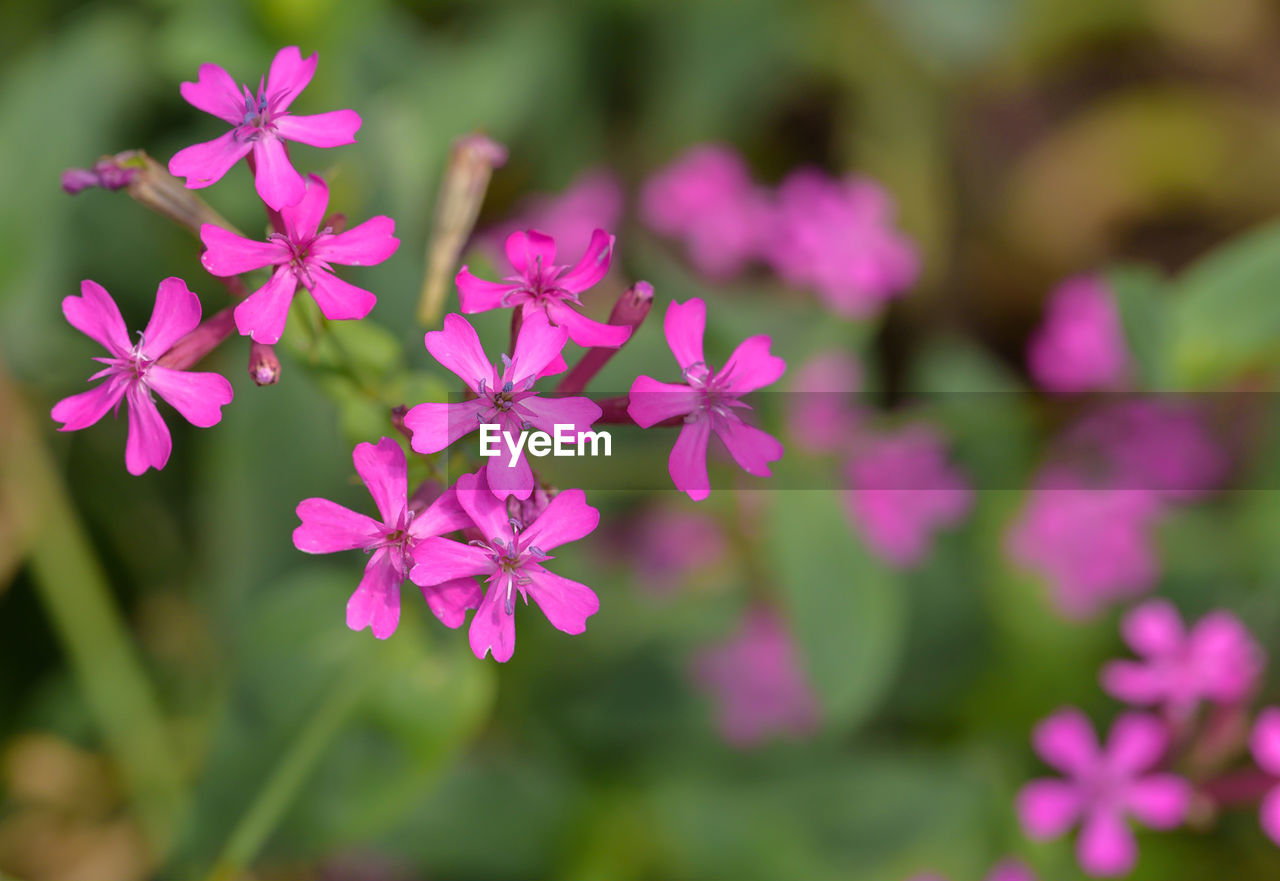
788;351;862;454
484;168;624;264
1249;708;1280;846
627;507;728;594
907;859;1037;881
1027;275;1129;394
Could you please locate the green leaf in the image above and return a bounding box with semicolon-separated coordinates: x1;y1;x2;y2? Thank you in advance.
1106;262;1171;390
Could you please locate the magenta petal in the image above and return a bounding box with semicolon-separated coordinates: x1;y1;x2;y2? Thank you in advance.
719;335;786;394
455;267;515;313
234;268;298;344
420;577;484;629
146;367;233;427
179;63;243;124
670;418;712;501
544;300;632;348
508;311;569;384
310;216;399;266
352;437;407;525
1076;809;1136;877
504;229;556;276
409;536;492;585
1250;708;1280;774
714;415;784;477
64;280;131;356
410;488;473;538
628;376;698;427
556;228;614;293
664;298;706;370
452;471;511;538
1261;785;1280;846
141;277;203;359
346;549;401;639
201;224;288;276
265;46;317;112
424;314;496;393
484;449;534;501
51;382;125;431
1126;774;1190;829
280;173;329;241
468;578;516;662
526;568;599;635
1106;712;1167;773
294;498;383;553
1122;600;1184;657
306;267;377;321
518;489;599;551
124;388;171;475
252;137;306;211
1100;660;1164;705
1017;779;1083;839
1033;708;1100;775
403;399;486;454
168;130;253;189
275;110;361;147
515;395;601;436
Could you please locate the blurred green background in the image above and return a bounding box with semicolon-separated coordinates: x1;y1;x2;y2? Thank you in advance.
4;0;1280;879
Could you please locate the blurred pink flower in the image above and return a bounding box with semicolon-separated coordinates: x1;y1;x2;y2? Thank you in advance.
1102;600;1264;721
844;426;971;568
456;229;628;349
51;278;233;475
292;438;479;639
640;144;772;280
1027;275;1129;394
484;168;623;265
403;312;600;500
691;606;820;747
410;470;600;662
1018;709;1190;877
907;861;1037;881
628;298;786;500
765;169;919;317
788;350;862;454
629;507;728;594
169;46;361;210
1249;708;1280;846
201;174;398;344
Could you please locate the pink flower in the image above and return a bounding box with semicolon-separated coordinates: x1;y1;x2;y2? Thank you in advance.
1027;275;1129;393
402;312;601;500
169;46;361;211
628;298;786;501
844;426;971;567
764;169;918;316
788;350;862;454
409;471;600;662
484;168;623;265
640;144;772;280
627;507;727;594
1102;600;1263;720
51;278;234;475
1249;709;1280;846
292;438;479;639
200;174;398;344
1017;709;1190;877
456;229;629;349
690;606;820;747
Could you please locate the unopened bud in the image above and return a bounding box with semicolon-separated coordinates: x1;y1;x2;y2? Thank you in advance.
248;342;281;386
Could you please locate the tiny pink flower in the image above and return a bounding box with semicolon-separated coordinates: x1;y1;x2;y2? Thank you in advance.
456;228;628;349
764;169;918;316
1017;708;1190;877
409;470;600;662
1027;275;1129;394
402;312;601;500
169;46;361;210
628;298;786;501
51;278;234;476
484;168;623;265
640;144;772;280
1103;600;1264;721
788;350;862;454
201;174;398;344
844;426;971;568
292;438;479;639
1249;708;1280;846
690;606;820;747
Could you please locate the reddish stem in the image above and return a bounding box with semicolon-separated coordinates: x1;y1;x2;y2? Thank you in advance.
1200;768;1278;806
556;281;654;395
157;307;236;369
594;395;683;427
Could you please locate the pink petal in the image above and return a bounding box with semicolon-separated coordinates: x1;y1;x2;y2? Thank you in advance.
1190;611;1262;702
178;63;243;124
1250;707;1280;775
424;314;496;393
1017;779;1083;839
309;215;399;266
124;388;171;475
265;46;317;112
544;300;632;348
251;137;306;211
713;415;784;477
141;277;203;359
409;488;472;539
420;577;484;629
1105;712;1167;774
293;498;383;553
275;109;361;147
504;229;556;276
1076;809;1136;877
483;448;534;501
63;280;131;356
51;382;125;431
670;418;712;501
305;267;377;321
346;549;401;639
280;173;329;241
1260;785;1280;846
1122;600;1184;658
555;228;613;293
1033;708;1100;776
168;130;253;189
200;224;288;276
403;399;486;454
627;376;698;427
515;395;601;436
718;335;786;394
517;489;599;551
352;437;407;525
1100;660;1165;705
664;298;706;371
455;267;516;313
507;310;569;384
409;536;492;585
453;471;511;539
525;568;599;635
234;268;298;344
146;366;233;427
468;577;516;662
1125;774;1190;829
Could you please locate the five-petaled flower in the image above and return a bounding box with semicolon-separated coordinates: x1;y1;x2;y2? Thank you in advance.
402;312;601;500
169;46;361;210
51;278;234;475
410;470;600;662
1017;708;1190;877
200;174;398;344
628;297;785;501
292;438;481;639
